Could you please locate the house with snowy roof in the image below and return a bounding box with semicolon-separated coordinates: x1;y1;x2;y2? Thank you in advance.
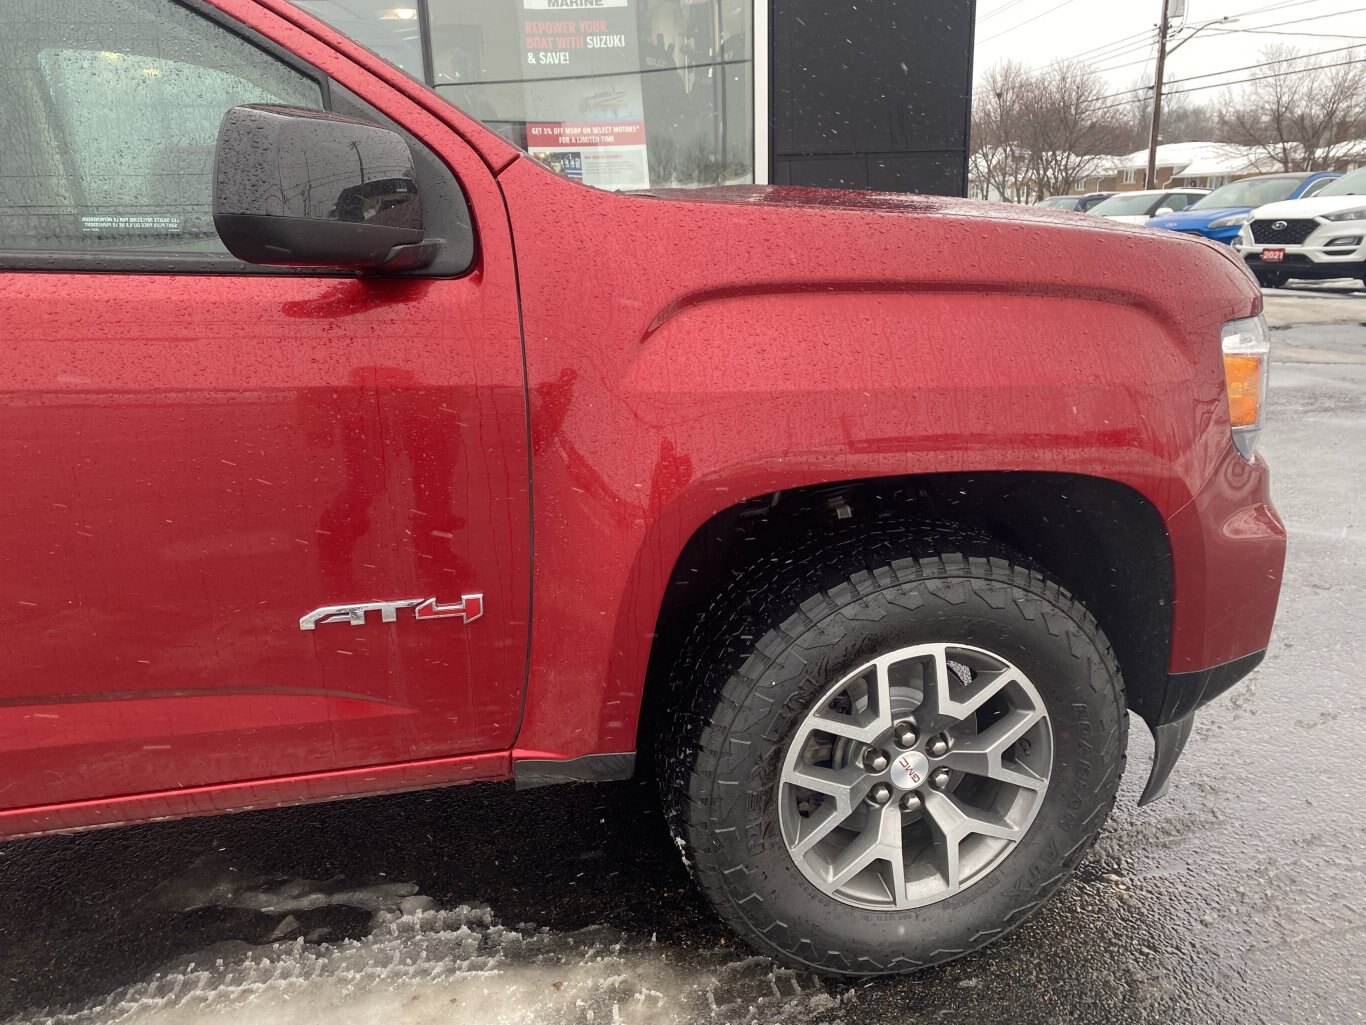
1072;141;1366;196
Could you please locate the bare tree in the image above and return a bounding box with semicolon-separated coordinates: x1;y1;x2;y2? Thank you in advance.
1164;100;1222;144
970;61;1032;201
1219;46;1366;170
1123;76;1154;152
1126;75;1221;149
971;60;1128;202
1019;61;1130;199
972;45;1366;204
1131;80;1229;148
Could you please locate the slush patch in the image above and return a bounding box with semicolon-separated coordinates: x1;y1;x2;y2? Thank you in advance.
26;904;840;1025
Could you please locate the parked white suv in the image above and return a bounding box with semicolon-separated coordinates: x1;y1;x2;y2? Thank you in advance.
1086;188;1209;224
1237;167;1366;288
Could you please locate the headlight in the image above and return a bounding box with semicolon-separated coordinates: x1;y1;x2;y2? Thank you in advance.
1222;315;1270;460
1208;213;1252;229
1321;207;1366;222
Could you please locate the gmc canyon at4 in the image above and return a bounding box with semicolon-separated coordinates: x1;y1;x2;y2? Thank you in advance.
0;0;1285;975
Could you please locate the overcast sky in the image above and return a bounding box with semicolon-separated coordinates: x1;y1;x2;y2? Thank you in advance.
973;0;1366;98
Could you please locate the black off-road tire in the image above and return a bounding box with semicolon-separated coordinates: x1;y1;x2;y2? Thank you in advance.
656;528;1126;976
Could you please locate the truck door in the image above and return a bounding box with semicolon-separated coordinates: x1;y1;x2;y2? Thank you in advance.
0;0;530;809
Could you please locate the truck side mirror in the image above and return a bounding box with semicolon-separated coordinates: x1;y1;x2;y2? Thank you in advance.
1155;207;1175;216
213;104;434;272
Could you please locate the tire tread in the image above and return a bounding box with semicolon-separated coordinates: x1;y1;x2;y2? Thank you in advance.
655;525;1127;976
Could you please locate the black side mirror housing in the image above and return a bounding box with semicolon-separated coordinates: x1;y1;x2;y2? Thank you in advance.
213;104;435;272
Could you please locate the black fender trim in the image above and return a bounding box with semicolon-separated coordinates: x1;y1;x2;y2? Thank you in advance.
514;752;636;789
1138;649;1266;805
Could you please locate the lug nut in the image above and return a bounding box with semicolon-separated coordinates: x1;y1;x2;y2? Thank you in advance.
927;736;950;758
863;749;890;773
893;721;919;748
869;783;893;805
901;792;923;814
929;767;952;790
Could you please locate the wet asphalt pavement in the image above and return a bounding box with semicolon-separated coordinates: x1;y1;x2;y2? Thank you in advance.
1;318;1363;1025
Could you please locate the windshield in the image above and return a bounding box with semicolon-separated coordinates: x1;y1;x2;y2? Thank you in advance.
1317;168;1366;197
1035;196;1079;209
1190;177;1301;209
1088;193;1163;216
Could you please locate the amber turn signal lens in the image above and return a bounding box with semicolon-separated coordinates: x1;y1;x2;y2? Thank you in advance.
1221;316;1270;458
1224;353;1264;428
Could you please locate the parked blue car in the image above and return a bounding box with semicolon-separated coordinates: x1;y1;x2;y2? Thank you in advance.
1144;171;1340;244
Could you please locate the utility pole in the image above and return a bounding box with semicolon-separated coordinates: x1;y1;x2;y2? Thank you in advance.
1146;0;1172;190
1147;9;1236;188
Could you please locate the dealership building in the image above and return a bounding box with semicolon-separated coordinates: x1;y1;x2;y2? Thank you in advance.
298;0;975;196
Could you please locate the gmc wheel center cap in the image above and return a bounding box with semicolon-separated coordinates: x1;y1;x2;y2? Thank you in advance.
889;750;931;790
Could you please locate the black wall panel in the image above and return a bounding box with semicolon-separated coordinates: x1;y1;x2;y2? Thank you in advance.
771;0;976;196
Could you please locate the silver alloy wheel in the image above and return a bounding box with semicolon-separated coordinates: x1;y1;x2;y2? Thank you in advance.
777;643;1053;911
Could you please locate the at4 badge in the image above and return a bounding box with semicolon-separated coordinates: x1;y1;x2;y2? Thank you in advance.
299;595;484;631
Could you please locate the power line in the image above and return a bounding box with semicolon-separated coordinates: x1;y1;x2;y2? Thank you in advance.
997;47;1362;109
978;0;1357;78
985;18;1352;98
979;0;1340;54
1215;0;1346;18
1068;29;1158;62
1093;53;1165;77
1166;44;1363;86
974;32;1155;90
1088;18;1365;83
1106;1;1331;54
1086;35;1172;73
1224;5;1366;33
1211;27;1366;39
978;0;1032;23
977;0;1085;44
982;53;1366;136
1139;36;1157;90
1084;36;1162;67
1074;39;1154;68
978;32;1366;132
1168;54;1366;97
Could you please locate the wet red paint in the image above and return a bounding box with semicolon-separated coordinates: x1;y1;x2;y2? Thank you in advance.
0;0;1284;839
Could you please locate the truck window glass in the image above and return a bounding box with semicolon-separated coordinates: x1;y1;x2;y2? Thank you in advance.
0;0;322;254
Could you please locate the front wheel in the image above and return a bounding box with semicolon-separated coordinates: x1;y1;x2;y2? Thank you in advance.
658;536;1126;975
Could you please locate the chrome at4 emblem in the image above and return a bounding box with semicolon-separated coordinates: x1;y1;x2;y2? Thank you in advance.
300;595;484;631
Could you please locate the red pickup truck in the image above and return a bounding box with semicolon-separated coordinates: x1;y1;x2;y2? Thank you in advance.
1;0;1285;977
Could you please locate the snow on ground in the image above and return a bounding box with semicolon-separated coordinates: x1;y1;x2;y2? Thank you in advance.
19;869;844;1025
1261;280;1366;330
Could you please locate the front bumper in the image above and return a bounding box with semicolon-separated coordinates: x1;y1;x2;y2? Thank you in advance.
1238;222;1366;277
1138;445;1286;803
1243;252;1366;280
1203;226;1244;246
1161;225;1244;246
1138;650;1265;804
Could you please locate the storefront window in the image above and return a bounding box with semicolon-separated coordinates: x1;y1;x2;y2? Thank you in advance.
294;0;426;79
303;0;755;192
